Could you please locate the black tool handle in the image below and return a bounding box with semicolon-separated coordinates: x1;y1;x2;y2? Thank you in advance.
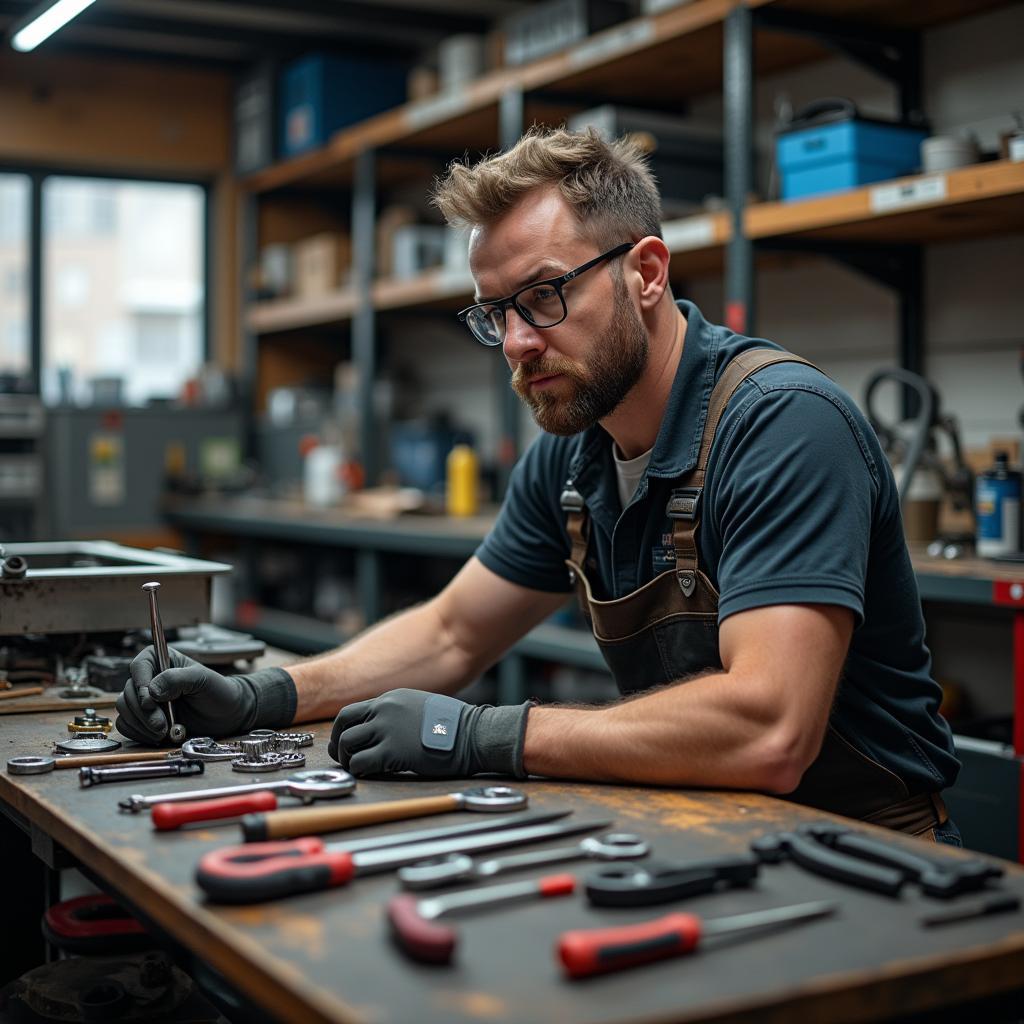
760;833;906;897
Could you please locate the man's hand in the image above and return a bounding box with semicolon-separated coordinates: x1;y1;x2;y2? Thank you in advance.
329;688;531;778
115;647;296;746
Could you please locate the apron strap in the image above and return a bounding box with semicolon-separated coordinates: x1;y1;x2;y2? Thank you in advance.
560;480;589;583
671;349;819;586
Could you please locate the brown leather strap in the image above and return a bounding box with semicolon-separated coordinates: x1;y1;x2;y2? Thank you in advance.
671;350;817;580
566;509;589;572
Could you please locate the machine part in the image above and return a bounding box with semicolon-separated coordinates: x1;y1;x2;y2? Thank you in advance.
120;768;356;814
67;707;113;736
558;900;837;978
388;873;577;964
273;731;314;748
170;623;265;667
54;736;122;755
399;832;649;890
241;784;528;841
181;737;242;761
585;854;760;907
274;737;298;754
232;753;296;774
920;892;1021;927
751;831;905;896
238;737;269;757
0;541;229;637
197;817;611;904
798;822;1002;898
80;759;204;787
142;581;186;744
84;653;136;693
7;755;57;775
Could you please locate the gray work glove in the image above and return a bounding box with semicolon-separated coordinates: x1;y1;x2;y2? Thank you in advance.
115;646;297;746
329;688;531;778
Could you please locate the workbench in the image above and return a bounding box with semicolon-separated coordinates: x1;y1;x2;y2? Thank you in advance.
3;710;1024;1024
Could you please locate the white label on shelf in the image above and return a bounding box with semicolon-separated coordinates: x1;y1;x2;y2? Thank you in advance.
870;176;947;213
661;215;716;251
570;20;655;67
406;91;470;131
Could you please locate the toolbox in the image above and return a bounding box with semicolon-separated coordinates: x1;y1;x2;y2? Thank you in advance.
775;98;927;201
279;54;407;157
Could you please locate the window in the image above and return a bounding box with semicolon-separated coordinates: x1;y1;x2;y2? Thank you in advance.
0;174;30;378
41;176;205;405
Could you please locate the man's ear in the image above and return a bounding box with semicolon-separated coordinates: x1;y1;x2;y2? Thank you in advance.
630;236;671;311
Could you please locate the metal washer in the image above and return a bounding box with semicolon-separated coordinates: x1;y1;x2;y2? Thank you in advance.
7;756;56;775
54;736;122;755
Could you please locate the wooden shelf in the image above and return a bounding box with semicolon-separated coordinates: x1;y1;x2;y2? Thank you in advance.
747;160;1024;244
246;288;358;334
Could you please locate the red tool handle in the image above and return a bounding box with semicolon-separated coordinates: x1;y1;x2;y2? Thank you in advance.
195;838;355;903
152;792;278;831
558;912;703;978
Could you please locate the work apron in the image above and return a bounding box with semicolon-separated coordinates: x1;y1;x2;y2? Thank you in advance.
561;349;946;838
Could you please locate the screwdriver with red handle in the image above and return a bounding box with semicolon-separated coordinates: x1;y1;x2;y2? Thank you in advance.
558;899;837;978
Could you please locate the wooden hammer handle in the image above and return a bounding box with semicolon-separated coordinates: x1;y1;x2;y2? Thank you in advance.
0;687;45;701
55;749;182;769
260;794;462;839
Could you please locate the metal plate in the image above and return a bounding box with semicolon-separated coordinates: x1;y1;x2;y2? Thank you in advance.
54;736;122;754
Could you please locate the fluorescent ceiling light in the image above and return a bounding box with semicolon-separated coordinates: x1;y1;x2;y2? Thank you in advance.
11;0;98;52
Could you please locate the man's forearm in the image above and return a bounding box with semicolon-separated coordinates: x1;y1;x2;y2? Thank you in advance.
287;599;478;723
523;670;816;793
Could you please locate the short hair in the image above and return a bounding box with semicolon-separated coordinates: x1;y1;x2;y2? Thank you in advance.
431;125;663;248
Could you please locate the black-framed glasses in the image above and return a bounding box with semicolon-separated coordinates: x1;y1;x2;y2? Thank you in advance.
457;241;635;347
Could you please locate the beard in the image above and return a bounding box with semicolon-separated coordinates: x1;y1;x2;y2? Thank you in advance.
510;276;649;436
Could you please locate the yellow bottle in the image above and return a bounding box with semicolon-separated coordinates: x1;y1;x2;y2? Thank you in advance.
446;444;479;517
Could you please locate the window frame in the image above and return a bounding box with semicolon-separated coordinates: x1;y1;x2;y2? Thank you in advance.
0;160;212;397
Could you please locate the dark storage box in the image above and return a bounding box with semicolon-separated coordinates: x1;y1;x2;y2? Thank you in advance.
279;53;408;157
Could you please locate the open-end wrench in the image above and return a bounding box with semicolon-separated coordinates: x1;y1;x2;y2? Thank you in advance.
389;873;577;964
241;785;528;841
197;815;609;903
119;768;356;821
399;832;649;890
142;581;185;745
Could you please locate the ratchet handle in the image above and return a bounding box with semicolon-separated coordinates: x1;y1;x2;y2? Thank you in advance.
196;838;355;903
558;913;702;978
153;792;278;831
243;794;461;841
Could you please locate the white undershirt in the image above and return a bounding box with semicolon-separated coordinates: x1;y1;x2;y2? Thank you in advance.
613;442;653;510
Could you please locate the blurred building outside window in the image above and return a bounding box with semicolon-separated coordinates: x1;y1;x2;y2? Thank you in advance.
42;176;205;406
0;173;31;380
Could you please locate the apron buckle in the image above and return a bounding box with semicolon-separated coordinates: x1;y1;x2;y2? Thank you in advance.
568;567;577;585
666;487;701;520
677;569;696;598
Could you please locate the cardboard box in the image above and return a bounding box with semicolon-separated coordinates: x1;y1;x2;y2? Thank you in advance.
293;232;351;298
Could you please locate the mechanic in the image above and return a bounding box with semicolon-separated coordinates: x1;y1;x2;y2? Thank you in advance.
115;126;960;842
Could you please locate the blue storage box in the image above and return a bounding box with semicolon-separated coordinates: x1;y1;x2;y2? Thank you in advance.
776;99;927;201
279;54;408;158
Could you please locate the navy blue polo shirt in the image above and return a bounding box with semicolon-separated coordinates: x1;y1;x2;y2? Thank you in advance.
477;299;959;794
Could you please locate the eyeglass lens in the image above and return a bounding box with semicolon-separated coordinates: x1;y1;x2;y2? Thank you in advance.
467;285;567;345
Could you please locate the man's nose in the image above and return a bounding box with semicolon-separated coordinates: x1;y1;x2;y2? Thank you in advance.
502;306;546;364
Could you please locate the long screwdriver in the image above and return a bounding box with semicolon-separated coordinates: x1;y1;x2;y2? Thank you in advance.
197;816;611;904
558;900;837;978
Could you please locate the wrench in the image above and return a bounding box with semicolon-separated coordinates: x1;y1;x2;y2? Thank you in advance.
118;768;356;814
241;784;527;842
399;832;649;890
142;581;186;745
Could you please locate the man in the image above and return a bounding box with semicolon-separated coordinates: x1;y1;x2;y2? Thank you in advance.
116;127;960;842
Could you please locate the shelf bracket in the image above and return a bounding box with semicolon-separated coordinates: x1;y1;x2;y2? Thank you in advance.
753;8;923;125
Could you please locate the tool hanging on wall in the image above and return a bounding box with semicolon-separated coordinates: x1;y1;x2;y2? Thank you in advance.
863;368;974;552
